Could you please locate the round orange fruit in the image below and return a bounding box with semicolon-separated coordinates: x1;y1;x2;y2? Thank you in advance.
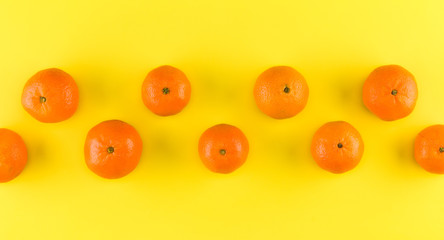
0;129;27;183
142;65;191;116
414;125;444;174
198;124;249;174
21;68;79;123
84;120;143;179
363;65;418;121
311;121;364;174
254;66;309;119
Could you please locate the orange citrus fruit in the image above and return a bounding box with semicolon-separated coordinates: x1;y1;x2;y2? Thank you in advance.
363;65;418;121
21;68;79;123
414;125;444;174
142;65;191;116
84;120;143;179
254;66;309;119
311;121;364;174
198;124;249;174
0;129;27;183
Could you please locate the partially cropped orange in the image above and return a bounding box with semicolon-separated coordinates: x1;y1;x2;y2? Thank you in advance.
363;65;418;121
311;121;364;174
198;124;249;174
21;68;79;123
84;120;143;179
0;129;27;183
142;65;191;116
414;125;444;174
254;66;309;119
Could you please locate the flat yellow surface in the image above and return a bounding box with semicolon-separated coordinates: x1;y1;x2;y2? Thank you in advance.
1;0;444;239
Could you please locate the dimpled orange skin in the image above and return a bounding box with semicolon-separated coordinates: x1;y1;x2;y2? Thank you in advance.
198;124;249;174
84;120;143;179
142;65;191;116
311;121;364;174
0;129;27;183
363;65;418;121
414;125;444;174
21;68;79;123
254;66;309;119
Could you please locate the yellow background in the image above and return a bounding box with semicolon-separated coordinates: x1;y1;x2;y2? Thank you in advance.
0;0;443;239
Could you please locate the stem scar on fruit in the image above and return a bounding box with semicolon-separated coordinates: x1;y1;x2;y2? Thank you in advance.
283;85;290;93
391;89;398;96
337;143;343;148
107;146;114;154
40;96;46;103
440;147;444;153
219;149;226;155
162;87;170;95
